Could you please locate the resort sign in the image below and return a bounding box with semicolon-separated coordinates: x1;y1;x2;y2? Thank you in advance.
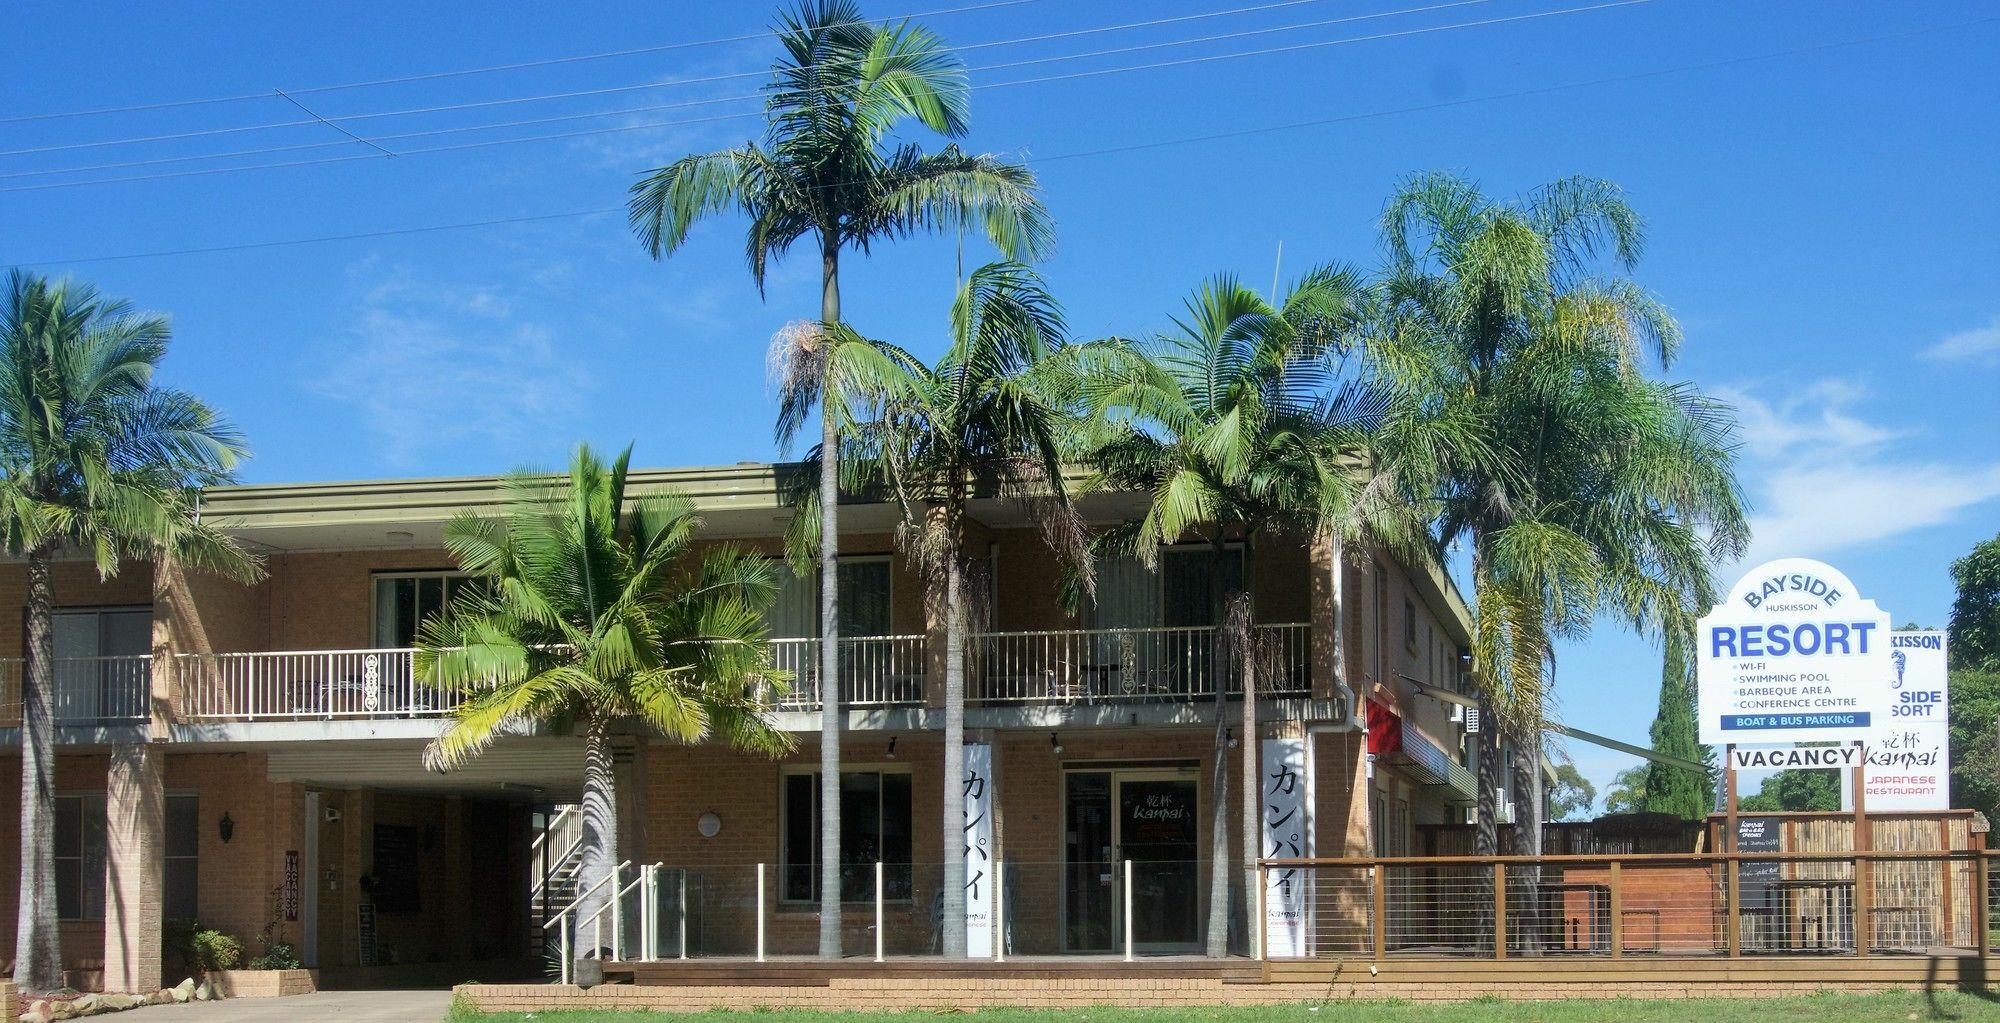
1695;558;1893;745
1261;737;1309;958
1864;630;1951;810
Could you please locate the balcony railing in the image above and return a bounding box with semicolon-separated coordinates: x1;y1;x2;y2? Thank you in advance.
968;623;1311;704
0;655;152;726
767;635;926;710
175;648;460;722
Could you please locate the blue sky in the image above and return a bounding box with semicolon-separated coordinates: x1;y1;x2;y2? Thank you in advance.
5;0;1998;805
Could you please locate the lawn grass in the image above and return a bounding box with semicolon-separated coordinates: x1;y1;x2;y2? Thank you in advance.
448;990;2000;1023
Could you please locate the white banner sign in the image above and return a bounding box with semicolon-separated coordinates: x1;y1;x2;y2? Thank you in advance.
1865;630;1951;810
1697;558;1892;745
1261;737;1309;958
1730;745;1862;771
963;742;995;958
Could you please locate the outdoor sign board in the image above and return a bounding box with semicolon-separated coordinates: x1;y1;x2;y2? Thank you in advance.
1864;630;1951;810
1735;816;1782;908
1261;737;1309;957
963;742;995;957
1696;558;1892;745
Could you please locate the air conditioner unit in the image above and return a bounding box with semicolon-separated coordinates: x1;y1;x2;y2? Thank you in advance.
1462;705;1481;734
1462;806;1480;825
1449;704;1465;724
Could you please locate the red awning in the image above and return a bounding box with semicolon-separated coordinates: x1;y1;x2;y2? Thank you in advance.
1366;698;1403;756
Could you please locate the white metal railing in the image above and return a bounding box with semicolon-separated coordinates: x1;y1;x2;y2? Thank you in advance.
968;624;1312;704
768;635;926;709
0;655;152;726
547;858;632;985
174;648;462;722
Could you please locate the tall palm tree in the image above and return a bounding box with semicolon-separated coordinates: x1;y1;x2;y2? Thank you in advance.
0;271;258;993
629;0;1052;954
825;262;1088;956
418;444;791;965
1365;172;1748;858
1074;268;1385;956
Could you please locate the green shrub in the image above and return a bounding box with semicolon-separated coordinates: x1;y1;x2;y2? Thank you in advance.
166;920;243;974
249;942;302;971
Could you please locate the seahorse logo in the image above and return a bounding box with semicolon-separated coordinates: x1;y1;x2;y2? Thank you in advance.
1891;648;1907;690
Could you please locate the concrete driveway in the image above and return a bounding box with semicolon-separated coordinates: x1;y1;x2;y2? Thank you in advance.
119;990;456;1023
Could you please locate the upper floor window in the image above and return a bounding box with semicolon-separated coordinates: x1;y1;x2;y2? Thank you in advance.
373;572;481;648
1404;597;1419;652
1086;548;1242;631
763;557;893;639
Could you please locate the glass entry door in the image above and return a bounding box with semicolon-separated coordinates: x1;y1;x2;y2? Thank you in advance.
1063;767;1202;954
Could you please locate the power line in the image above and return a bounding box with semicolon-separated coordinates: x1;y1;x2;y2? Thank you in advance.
1;0;1488;180
0;0;1649;194
0;0;1033;125
14;13;1986;271
0;0;1343;158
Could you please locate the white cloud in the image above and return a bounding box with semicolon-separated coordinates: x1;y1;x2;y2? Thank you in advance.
305;268;590;468
1923;317;2000;367
1722;378;2000;566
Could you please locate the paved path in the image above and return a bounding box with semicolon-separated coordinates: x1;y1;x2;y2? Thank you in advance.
119;990;455;1023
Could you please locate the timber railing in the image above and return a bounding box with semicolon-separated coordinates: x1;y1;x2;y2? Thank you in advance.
1259;849;1991;960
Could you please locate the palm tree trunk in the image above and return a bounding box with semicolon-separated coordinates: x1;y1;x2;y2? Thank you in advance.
816;241;844;959
14;547;62;993
1203;544;1230;958
573;716;620;966
939;523;967;957
1509;729;1544;955
1237;540;1259;960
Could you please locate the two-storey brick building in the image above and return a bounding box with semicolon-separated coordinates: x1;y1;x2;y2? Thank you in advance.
0;460;1481;990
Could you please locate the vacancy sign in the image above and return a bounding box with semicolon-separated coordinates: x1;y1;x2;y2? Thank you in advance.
1864;630;1951;810
1696;558;1892;745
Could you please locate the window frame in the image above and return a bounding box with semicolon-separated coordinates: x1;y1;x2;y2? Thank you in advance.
776;763;916;906
760;554;897;639
369;570;481;649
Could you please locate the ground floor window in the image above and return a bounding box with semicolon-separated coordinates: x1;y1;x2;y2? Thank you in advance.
780;769;913;903
57;792;198;921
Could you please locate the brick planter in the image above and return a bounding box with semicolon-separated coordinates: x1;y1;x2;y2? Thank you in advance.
207;970;317;999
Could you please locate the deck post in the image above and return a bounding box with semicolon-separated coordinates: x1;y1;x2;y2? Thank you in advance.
1725;744;1740;959
560;924;571;985
1978;849;1992;960
756;862;767;963
616;863;627;962
1124;859;1135;962
1853;743;1871;958
1493;862;1507;960
641;864;655;962
875;861;885;963
1370;865;1386;963
1608;860;1624;959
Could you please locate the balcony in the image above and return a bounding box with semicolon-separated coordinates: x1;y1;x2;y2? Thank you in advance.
174;648;460;722
766;635;926;711
0;655;151;727
1;624;1320;733
968;623;1311;705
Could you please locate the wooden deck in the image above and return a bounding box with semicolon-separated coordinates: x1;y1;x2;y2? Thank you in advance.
620;955;1264;987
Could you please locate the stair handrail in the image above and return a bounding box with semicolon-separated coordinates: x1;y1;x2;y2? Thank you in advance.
543;859;631;986
531;831;588;904
578;861;663;965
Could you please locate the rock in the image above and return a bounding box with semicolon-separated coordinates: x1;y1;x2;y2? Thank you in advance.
45;1001;75;1020
21;1010;50;1023
169;978;194;1003
194;980;214;1001
99;994;137;1011
71;994;100;1013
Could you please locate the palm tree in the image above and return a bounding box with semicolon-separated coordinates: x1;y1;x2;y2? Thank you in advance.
825;262;1088;956
418;444;791;966
0;271;258;993
1074;268;1384;956
629;0;1052;954
1365;172;1748;859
